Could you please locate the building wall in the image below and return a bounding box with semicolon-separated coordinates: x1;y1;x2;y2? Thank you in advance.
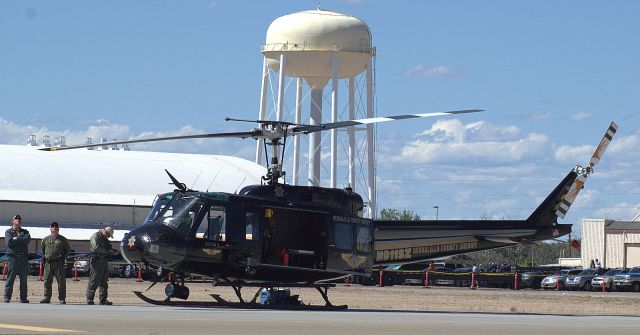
605;233;640;268
581;219;605;268
0;201;151;228
1;238;119;254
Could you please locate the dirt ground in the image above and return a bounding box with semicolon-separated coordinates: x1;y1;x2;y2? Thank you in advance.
5;276;640;316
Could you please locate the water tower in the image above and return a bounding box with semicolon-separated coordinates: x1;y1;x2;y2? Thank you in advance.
256;8;377;217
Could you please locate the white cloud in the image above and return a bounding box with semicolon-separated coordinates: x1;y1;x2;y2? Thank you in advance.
0;117;255;159
554;132;640;166
568;112;592;122
571;189;597;211
528;111;552;121
504;111;552;122
0;118;49;145
393;119;550;165
404;64;459;78
608;133;640;158
595;202;640;221
554;144;593;165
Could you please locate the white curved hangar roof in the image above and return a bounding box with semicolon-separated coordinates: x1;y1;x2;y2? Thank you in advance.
0;144;266;207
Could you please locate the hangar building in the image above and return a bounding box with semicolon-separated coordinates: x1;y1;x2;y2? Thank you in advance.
581;218;640;269
0;143;266;252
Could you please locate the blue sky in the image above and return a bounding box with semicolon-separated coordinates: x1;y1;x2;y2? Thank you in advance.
1;1;639;234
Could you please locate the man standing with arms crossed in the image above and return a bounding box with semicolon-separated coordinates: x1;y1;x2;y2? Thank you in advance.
86;227;114;305
40;222;71;304
3;215;31;303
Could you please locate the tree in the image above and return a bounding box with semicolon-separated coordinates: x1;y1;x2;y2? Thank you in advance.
449;240;580;267
379;208;420;221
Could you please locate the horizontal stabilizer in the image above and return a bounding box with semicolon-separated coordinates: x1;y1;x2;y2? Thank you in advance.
482;237;519;244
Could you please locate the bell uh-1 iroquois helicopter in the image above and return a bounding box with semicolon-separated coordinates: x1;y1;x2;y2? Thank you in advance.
42;113;617;309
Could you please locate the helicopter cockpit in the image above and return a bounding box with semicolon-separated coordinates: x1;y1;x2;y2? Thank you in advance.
152;195;204;236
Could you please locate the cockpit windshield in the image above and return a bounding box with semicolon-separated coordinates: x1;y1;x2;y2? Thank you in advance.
152;195;207;236
143;193;174;225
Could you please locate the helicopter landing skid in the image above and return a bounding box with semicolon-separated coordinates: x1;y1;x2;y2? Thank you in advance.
133;281;348;310
213;281;347;309
133;291;225;307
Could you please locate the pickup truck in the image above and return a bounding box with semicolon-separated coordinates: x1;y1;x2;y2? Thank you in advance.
612;266;640;292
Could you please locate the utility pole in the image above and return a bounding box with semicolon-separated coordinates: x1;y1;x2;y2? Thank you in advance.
433;205;439;220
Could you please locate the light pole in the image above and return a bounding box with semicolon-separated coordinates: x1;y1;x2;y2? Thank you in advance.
433;205;439;220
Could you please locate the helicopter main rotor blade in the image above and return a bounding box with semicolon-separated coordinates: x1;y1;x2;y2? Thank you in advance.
290;109;483;134
38;130;261;151
165;169;187;192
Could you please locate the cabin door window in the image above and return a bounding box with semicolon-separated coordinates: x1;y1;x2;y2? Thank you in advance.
335;223;354;251
192;205;226;241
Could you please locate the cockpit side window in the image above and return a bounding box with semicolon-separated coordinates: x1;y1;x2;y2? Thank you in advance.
195;211;209;239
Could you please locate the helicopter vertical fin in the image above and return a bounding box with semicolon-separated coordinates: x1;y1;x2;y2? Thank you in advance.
526;170;578;226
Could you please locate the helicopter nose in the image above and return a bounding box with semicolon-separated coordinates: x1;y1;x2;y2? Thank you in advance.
120;232;149;264
120;223;187;270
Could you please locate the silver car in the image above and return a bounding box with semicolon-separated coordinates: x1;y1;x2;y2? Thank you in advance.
540;269;582;290
591;268;623;291
565;268;606;291
613;267;640;292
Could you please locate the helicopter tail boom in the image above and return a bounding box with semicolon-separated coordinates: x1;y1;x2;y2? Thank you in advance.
371;122;617;266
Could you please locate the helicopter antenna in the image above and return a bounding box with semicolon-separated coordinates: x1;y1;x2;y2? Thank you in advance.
234;177;247;194
190;170;203;191
206;170;221;192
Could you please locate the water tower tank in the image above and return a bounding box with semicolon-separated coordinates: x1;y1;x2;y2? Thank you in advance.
262;8;373;83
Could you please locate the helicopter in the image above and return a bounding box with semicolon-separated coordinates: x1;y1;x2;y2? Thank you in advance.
41;112;617;308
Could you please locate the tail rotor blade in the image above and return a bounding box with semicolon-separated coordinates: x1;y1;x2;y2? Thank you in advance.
555;121;618;219
555;174;587;219
589;121;618;168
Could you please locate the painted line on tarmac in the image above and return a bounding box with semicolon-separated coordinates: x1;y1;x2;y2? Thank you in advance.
0;323;84;333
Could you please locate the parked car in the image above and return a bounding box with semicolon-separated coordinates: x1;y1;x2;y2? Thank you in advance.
613;266;640;292
66;253;91;277
591;268;624;291
540;269;582;290
0;248;8;275
432;267;456;286
379;262;431;286
27;253;43;276
565;268;606;291
521;270;558;289
108;254;134;278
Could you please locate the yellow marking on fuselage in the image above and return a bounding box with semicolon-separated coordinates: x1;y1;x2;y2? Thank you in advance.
0;323;84;333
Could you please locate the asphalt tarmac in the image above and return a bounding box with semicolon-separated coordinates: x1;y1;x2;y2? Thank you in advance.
1;303;639;335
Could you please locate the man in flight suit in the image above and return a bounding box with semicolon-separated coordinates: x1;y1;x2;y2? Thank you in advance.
86;227;114;305
3;215;31;303
40;222;71;304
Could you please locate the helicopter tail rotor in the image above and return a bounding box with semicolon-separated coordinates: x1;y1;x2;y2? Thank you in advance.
555;121;618;219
